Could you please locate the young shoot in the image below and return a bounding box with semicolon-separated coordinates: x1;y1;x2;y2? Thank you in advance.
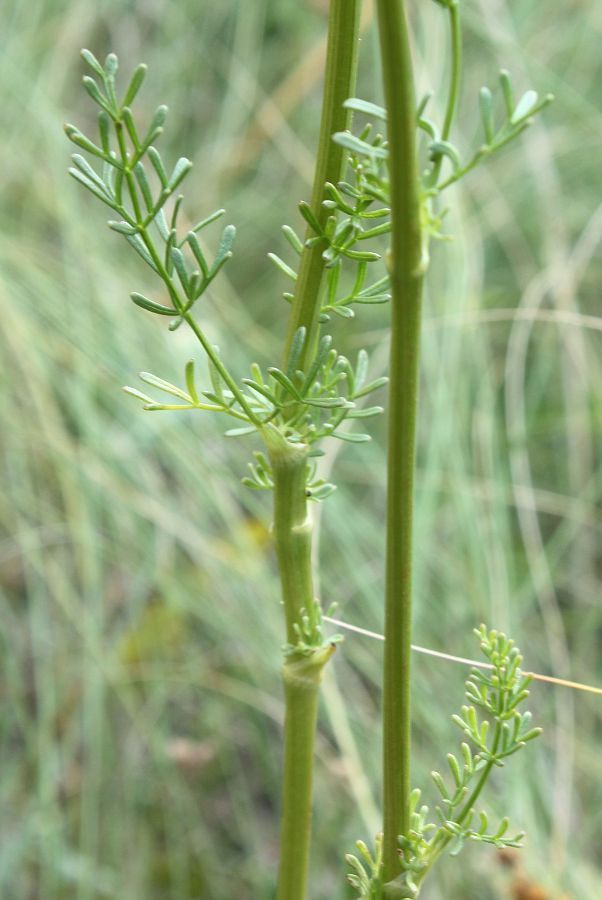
347;628;542;899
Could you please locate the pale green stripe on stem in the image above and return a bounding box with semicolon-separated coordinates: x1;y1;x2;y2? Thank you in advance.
272;2;362;897
375;0;425;884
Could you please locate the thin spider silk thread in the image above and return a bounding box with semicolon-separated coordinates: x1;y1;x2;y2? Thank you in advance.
323;616;602;697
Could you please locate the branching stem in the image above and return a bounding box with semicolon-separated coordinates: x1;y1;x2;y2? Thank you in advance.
273;2;361;895
413;722;503;891
181;311;261;425
455;724;502;826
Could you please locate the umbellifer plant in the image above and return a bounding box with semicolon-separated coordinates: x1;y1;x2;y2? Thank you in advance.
65;1;552;896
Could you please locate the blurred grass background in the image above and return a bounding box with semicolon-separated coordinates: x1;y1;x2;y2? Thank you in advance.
1;0;601;897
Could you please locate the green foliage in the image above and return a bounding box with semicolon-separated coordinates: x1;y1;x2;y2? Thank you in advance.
272;118;391;323
241;337;385;448
2;0;598;896
421;74;554;196
64;1;553;894
65;50;261;426
329;0;553;266
283;597;342;659
346;836;384;899
67;46;390;671
347;628;542;899
67;50;386;501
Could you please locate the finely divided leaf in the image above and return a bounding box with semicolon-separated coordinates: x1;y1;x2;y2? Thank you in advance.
210;225;236;276
130;293;175;316
343;97;387;121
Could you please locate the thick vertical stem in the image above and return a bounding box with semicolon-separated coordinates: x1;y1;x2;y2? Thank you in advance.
277;647;335;900
283;0;361;369
268;432;334;900
270;439;314;646
269;3;361;895
376;0;425;884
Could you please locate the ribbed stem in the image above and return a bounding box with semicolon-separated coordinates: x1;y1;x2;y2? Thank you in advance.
268;432;335;900
277;647;335;900
282;0;361;369
270;438;314;645
269;4;362;895
375;0;425;884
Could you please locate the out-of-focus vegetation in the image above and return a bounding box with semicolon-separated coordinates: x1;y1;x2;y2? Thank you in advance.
1;0;600;897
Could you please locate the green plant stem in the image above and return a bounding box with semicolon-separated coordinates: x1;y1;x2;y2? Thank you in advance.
277;647;335;900
270;5;362;894
454;725;501;826
137;232;259;423
269;437;314;644
441;0;462;142
413;723;503;893
376;0;425;884
430;0;462;186
268;432;334;899
181;311;261;425
282;0;361;370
